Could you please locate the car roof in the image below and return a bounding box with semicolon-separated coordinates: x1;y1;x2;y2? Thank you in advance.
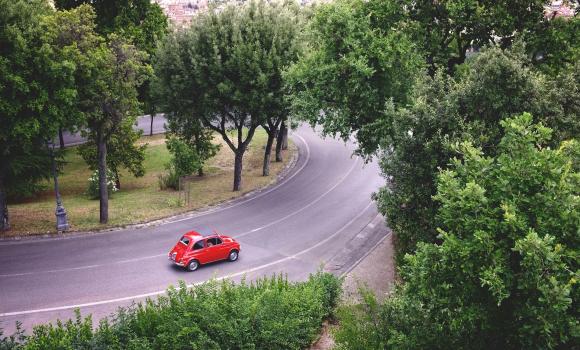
183;226;218;240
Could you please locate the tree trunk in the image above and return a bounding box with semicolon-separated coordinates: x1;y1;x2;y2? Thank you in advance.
275;125;283;162
97;132;109;224
114;170;121;190
198;167;204;177
263;131;276;176
150;114;154;136
276;120;288;161
281;121;288;150
233;148;245;191
0;175;9;231
58;129;65;149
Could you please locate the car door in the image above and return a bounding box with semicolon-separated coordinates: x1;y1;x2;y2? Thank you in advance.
205;237;227;262
191;239;208;264
211;237;229;261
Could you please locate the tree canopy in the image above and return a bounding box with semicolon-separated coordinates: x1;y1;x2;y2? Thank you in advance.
285;0;423;156
336;114;579;349
0;0;83;230
155;0;302;191
373;47;580;257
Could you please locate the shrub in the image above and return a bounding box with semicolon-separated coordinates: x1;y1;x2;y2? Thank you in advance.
1;272;341;349
87;169;118;199
335;115;580;349
159;137;202;190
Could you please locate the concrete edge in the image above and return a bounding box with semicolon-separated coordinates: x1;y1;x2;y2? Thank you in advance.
0;138;301;243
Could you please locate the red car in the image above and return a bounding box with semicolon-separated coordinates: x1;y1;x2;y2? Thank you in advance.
168;229;241;271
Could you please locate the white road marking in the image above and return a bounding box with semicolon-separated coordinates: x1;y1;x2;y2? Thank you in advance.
0;133;311;246
234;156;360;238
166;133;312;224
0;201;374;317
0;254;167;278
0;133;359;278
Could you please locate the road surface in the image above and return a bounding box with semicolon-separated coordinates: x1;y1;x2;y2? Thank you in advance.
60;114;166;146
0;126;385;333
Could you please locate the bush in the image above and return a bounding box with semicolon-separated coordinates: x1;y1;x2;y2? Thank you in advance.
1;272;341;349
335;115;580;349
157;169;180;190
87;169;118;199
159;137;202;190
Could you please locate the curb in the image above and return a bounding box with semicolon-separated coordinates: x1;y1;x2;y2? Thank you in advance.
323;214;391;277
0;137;301;243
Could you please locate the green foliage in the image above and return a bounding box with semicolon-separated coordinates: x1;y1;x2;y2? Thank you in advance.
87;169;118;200
397;0;548;73
77;120;147;188
335;115;579;349
1;272;341;349
0;0;82;228
154;0;302;190
285;0;423;155
159;137;203;190
53;0;168;57
374;47;580;259
528;16;580;74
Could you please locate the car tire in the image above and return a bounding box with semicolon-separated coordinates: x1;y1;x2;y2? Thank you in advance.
187;259;199;271
228;250;239;262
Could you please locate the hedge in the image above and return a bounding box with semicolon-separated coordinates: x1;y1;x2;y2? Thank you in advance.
0;272;341;350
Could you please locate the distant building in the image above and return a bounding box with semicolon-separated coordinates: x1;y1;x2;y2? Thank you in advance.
153;0;209;27
545;1;576;19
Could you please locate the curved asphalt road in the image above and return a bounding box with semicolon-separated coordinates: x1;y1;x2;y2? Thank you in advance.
0;126;385;333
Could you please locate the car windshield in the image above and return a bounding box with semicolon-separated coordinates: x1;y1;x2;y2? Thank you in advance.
179;236;190;246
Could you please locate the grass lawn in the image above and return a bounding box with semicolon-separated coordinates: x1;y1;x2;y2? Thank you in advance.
5;129;296;237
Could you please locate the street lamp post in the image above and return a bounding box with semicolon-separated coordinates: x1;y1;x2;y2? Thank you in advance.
47;140;70;232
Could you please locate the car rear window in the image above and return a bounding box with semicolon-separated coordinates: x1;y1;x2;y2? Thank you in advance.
180;236;190;246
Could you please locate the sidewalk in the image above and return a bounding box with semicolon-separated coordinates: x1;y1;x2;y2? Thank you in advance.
311;222;396;349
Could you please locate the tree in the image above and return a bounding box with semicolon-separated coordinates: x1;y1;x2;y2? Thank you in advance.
257;2;302;176
155;0;300;190
373;47;580;258
77;33;149;223
55;0;168;151
336;114;579;349
0;0;81;230
77;120;146;190
285;0;423;156
527;16;580;75
152;32;219;178
397;0;548;74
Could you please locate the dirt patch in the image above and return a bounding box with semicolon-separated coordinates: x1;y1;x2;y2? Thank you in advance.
309;321;337;350
313;230;397;349
341;233;397;304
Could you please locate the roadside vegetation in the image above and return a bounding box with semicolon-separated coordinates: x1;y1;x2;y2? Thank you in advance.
285;0;579;348
0;272;341;349
6;131;295;236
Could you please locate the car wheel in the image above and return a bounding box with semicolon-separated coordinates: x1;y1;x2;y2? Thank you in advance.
187;260;199;271
228;250;239;262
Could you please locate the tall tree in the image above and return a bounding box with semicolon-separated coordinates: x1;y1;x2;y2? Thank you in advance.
152;32;219;177
285;0;423;156
255;1;302;176
397;0;548;73
335;114;579;349
0;0;82;231
77;120;146;190
375;47;580;258
155;0;299;190
55;0;168;158
76;32;149;223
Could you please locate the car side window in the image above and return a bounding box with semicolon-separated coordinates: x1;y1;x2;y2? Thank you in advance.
192;240;204;250
207;237;222;246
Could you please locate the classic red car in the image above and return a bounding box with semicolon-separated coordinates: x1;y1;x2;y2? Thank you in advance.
168;228;240;271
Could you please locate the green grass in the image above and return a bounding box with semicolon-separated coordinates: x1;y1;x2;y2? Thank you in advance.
5;130;296;236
